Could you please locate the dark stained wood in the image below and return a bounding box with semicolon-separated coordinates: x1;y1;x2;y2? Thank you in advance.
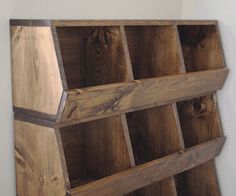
69;137;225;196
175;161;221;196
125;25;183;79
177;95;222;148
58;68;228;125
59;116;133;188
178;25;225;72
126;104;183;165
56;26;129;89
10;19;51;26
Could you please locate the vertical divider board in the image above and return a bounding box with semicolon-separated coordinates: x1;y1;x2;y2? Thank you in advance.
123;25;185;195
174;23;225;196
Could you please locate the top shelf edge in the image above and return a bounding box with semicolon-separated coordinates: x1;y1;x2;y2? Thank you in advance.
10;19;218;27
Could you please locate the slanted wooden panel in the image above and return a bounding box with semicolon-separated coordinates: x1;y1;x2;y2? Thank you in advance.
59;116;132;188
69;137;225;196
14;120;68;196
56;26;129;89
59;68;228;125
178;25;225;72
125;25;185;79
175;161;220;196
11;26;63;116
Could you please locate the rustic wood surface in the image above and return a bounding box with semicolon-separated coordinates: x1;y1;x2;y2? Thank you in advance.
14;120;68;196
9;19;218;27
178;25;225;72
69;137;225;196
11;26;63;116
58;68;228;125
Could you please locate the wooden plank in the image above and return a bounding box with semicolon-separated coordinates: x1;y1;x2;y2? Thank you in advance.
57;68;228;125
52;20;217;27
69;137;225;196
10;19;217;27
11;26;63;116
175;161;221;196
14;120;68;196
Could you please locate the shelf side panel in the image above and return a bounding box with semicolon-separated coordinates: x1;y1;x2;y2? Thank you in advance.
11;26;63;116
14;120;68;196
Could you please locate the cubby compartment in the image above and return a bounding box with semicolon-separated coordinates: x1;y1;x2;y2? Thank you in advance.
59;115;132;188
125;177;177;196
56;26;129;89
126;104;182;165
125;25;185;79
176;95;222;148
175;161;220;196
178;25;225;72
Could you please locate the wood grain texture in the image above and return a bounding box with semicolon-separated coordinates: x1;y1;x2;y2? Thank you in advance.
175;161;220;196
59;116;132;188
178;25;225;72
126;104;182;165
11;26;63;116
56;26;129;89
58;68;228;125
69;137;225;196
10;19;218;27
177;95;222;147
125;25;184;78
14;120;67;196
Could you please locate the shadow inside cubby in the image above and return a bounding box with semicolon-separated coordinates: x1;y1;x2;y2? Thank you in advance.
125;25;185;79
176;95;222;148
59;116;132;188
178;25;225;72
175;161;221;196
56;26;128;89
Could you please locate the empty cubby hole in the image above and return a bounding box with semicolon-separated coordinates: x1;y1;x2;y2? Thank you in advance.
125;177;178;196
126;104;182;165
175;161;220;196
59;115;132;188
124;25;184;79
178;25;225;72
56;26;129;89
176;95;222;148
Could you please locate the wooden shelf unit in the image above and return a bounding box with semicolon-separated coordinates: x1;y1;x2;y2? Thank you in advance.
11;19;228;196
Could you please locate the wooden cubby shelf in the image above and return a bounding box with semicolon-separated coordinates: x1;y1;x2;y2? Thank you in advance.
11;19;228;196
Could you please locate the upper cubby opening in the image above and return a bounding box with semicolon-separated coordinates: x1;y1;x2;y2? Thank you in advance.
178;25;225;72
56;26;128;89
125;25;184;79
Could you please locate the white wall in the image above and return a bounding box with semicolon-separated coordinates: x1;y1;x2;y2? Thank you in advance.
0;1;182;195
181;1;236;195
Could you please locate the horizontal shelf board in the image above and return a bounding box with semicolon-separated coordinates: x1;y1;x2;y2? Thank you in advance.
57;68;228;125
68;137;225;196
10;19;217;27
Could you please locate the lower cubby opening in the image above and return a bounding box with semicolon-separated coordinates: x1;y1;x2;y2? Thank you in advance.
59;115;132;188
125;177;177;196
177;25;225;72
175;161;220;196
176;95;222;148
126;104;182;164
